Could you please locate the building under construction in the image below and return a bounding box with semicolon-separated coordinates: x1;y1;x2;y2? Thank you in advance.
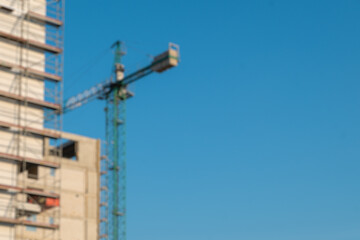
0;0;179;240
0;0;100;239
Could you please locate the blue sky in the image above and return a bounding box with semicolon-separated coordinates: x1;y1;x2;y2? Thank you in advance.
63;1;360;239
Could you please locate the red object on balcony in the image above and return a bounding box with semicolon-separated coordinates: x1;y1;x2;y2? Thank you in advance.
45;198;59;207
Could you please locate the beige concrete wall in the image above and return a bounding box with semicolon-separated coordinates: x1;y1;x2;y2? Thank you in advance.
0;12;46;44
0;71;44;100
0;159;17;186
0;192;15;218
60;132;101;240
29;0;47;16
0;97;44;129
0;2;48;197
18;166;59;193
0;38;46;71
0;223;14;240
15;205;60;239
61;218;84;240
61;167;86;193
16;225;59;240
0;132;101;240
0;1;66;240
0;0;46;16
0;131;43;159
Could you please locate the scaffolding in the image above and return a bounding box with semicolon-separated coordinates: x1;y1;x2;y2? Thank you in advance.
0;0;64;239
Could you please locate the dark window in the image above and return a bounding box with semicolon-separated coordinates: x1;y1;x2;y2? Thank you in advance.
19;163;39;180
50;140;78;161
62;140;77;159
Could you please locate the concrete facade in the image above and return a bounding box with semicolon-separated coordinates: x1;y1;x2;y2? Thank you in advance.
59;132;100;240
0;132;101;240
0;1;101;239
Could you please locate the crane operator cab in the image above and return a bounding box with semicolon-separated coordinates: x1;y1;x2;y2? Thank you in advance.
115;63;125;81
151;43;180;73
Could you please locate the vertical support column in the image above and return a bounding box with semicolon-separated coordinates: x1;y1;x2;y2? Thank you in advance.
117;90;127;240
104;89;127;240
100;107;110;239
112;88;120;240
103;41;127;240
44;1;64;240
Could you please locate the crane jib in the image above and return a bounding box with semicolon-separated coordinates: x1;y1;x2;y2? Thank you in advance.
62;46;179;113
63;81;111;111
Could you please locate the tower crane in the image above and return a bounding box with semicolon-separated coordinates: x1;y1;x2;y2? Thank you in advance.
62;41;180;240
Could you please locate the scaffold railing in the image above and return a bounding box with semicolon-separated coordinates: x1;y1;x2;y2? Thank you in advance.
0;0;63;239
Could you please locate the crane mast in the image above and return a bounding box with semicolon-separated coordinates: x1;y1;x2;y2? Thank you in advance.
63;41;180;240
106;41;127;240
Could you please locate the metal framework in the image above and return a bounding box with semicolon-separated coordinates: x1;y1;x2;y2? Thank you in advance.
64;42;179;240
0;0;64;239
